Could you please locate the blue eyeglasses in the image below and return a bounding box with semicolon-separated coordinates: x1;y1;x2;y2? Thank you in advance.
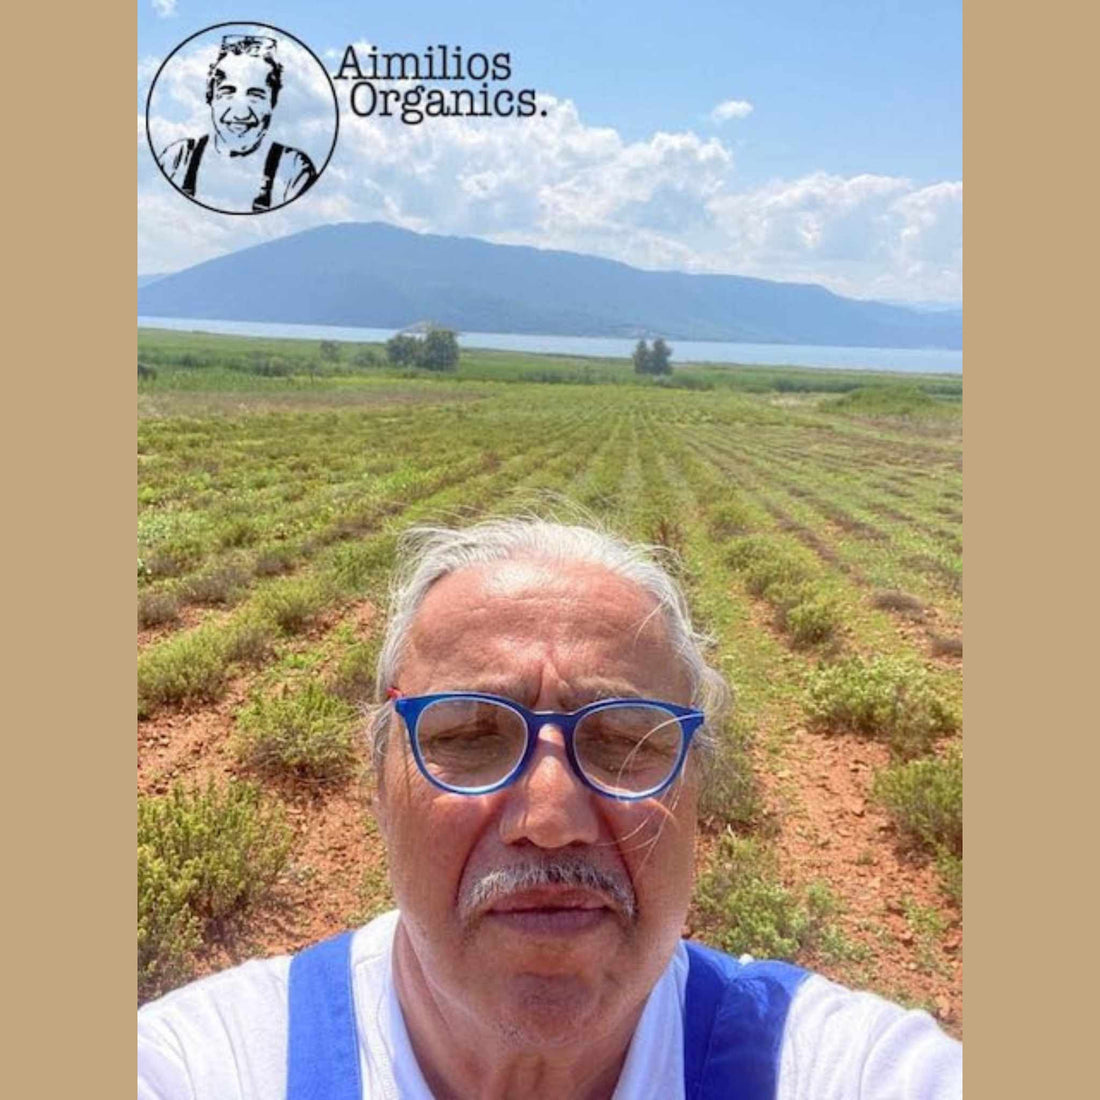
392;691;705;801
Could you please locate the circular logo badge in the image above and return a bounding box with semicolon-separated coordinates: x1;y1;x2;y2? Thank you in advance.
146;22;339;216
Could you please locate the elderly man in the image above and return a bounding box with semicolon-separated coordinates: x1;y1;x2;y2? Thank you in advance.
138;518;962;1099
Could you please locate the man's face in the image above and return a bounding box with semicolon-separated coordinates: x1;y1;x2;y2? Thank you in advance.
208;53;275;155
378;558;699;1048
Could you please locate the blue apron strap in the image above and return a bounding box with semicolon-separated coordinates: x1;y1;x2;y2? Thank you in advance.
286;930;362;1100
683;941;809;1100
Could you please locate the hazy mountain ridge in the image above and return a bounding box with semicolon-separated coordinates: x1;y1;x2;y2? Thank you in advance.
137;222;962;349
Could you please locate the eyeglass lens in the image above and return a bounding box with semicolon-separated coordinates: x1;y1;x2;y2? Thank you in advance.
413;698;684;794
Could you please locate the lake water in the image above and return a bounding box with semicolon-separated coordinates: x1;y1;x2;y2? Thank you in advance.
138;316;962;375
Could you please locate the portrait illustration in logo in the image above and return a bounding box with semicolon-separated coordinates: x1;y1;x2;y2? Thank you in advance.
147;25;338;216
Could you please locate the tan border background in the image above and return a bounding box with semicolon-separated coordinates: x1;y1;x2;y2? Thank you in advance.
961;1;1096;1093
8;3;134;1096
9;0;1094;1094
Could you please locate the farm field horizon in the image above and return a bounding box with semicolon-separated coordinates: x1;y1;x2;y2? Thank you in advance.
137;331;963;1034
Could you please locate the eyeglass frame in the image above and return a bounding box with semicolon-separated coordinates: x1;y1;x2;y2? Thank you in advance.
390;690;706;802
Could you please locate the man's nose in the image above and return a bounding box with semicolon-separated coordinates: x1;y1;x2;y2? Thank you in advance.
498;725;601;849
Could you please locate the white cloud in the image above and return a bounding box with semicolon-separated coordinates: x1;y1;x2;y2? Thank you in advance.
705;172;961;299
711;99;754;122
138;60;960;301
151;0;177;17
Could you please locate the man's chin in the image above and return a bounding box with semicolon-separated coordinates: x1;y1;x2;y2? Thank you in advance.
492;973;609;1048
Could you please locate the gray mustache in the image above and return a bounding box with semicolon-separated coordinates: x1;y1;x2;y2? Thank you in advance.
460;855;637;922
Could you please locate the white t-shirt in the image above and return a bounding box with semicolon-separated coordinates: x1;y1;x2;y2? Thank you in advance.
138;910;961;1099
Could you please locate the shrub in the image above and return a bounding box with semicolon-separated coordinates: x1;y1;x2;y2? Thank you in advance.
779;592;841;648
872;589;926;619
698;722;761;829
900;896;950;975
727;536;812;598
725;535;773;571
253;576;329;635
327;641;379;703
742;556;809;599
326;536;396;594
137;843;201;1001
143;548;192;580
183;564;249;606
222;614;275;666
138;590;180;629
217;518;260;550
873;744;962;859
805;655;958;758
235;681;360;781
253;544;297;577
707;501;754;540
138;779;291;1002
936;851;963;906
138;628;227;716
693;833;837;959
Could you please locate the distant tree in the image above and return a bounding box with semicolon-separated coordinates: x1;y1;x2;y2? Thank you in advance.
632;339;652;374
386;334;420;366
650;337;672;375
319;340;341;361
418;328;460;372
353;346;380;368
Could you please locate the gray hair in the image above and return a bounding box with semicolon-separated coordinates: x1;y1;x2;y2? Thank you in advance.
367;516;730;774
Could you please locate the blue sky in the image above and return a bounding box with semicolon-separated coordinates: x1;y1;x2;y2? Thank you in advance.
139;1;962;302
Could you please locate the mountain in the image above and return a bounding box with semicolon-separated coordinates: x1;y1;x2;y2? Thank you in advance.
137;222;961;349
138;273;166;288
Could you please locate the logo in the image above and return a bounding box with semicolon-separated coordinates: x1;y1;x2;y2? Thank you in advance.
146;22;339;216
